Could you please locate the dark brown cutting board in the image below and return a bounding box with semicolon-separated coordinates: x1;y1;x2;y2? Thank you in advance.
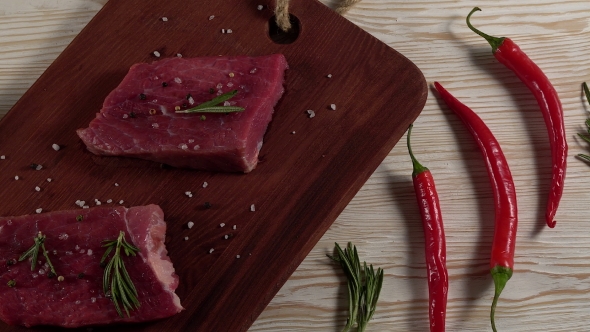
0;0;426;331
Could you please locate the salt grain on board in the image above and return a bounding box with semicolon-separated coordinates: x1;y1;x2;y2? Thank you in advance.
257;5;264;10
202;182;208;188
209;15;215;20
176;53;182;58
153;51;161;57
184;237;189;241
35;164;43;171
330;104;336;110
47;178;52;182
187;221;194;229
14;176;19;180
161;17;168;22
35;208;42;214
233;225;237;230
35;186;41;192
209;248;214;254
307;110;315;118
220;223;225;228
250;204;255;212
0;155;5;159
52;144;60;151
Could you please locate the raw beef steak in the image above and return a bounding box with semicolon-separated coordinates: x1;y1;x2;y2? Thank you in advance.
77;54;288;173
0;205;182;327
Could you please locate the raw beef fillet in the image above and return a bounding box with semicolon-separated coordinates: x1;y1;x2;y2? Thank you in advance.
0;205;182;327
77;54;288;173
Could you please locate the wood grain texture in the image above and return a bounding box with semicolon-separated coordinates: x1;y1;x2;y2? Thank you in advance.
0;0;426;331
2;0;590;331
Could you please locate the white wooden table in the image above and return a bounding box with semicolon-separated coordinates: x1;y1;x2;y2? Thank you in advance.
2;1;590;331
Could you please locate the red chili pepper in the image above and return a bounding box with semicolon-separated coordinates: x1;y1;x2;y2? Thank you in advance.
406;124;448;332
466;7;566;228
434;82;517;332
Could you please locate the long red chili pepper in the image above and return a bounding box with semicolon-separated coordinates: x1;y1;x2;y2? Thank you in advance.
434;82;517;332
466;7;566;228
406;124;448;332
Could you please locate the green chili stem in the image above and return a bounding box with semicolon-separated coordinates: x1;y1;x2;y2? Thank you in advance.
466;7;505;53
490;265;513;332
406;124;429;177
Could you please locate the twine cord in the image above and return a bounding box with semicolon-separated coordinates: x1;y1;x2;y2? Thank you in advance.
275;0;361;32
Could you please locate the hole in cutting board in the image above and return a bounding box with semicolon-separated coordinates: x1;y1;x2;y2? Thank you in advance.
268;14;300;44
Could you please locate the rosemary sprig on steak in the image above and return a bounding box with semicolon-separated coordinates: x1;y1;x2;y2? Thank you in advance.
175;89;245;114
101;231;140;317
18;232;57;278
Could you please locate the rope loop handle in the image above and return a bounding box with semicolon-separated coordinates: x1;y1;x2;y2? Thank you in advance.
275;0;362;32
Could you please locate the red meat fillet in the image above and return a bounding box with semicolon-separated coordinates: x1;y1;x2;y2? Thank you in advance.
0;205;182;327
77;54;288;173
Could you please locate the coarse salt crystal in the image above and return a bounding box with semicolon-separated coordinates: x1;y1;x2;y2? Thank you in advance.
209;248;214;254
83;205;89;209
87;249;93;255
194;145;200;150
227;82;234;88
226;29;233;34
216;83;223;89
119;200;124;204
153;51;161;57
223;101;230;106
152;123;159;128
91;297;97;303
330;104;336;110
106;199;112;203
95;201;101;206
291;131;296;134
52;144;60;151
0;155;5;159
179;143;188;150
224;235;229;239
75;245;80;250
188;139;195;143
174;77;182;84
250;68;257;74
65;251;73;255
236;255;240;259
327;74;332;78
202;182;208;188
47;178;52;182
188;96;195;105
115;183;119;186
176;53;182;58
35;164;43;170
35;208;42;214
161;17;168;21
14;175;19;180
35;186;41;192
80;249;85;254
233;225;237;230
220;223;225;227
250;204;256;212
185;191;192;197
209;15;215;20
123;114;129;119
221;29;226;33
184;236;189;241
307;110;315;118
187;221;194;229
257;5;264;10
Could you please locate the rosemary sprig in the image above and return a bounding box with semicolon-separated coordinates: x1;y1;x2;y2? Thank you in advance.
175;89;245;114
101;231;140;317
578;82;590;163
328;242;384;332
18;232;57;277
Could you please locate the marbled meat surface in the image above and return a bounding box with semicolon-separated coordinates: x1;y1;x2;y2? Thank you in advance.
77;54;288;172
0;205;182;327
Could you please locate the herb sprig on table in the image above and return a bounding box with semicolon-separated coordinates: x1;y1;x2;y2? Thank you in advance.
175;90;245;114
101;231;140;317
328;242;384;332
578;82;590;163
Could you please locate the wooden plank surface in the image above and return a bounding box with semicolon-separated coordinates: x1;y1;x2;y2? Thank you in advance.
3;0;590;331
0;0;426;331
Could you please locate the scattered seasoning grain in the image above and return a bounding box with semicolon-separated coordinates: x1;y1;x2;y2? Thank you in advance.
221;29;226;33
0;155;5;159
209;248;214;254
14;176;19;180
118;200;123;204
291;131;296;134
76;215;83;222
209;88;215;94
330;104;336;110
224;235;229;240
47;178;52;182
187;221;194;229
35;208;42;214
114;183;119;187
149;109;156;115
153;51;161;57
139;93;146;100
77;273;85;279
129;112;137;118
162;82;168;87
209;15;215;20
257;5;264;10
57;276;64;282
83;205;89;209
7;280;15;288
229;72;235;78
174;77;182;84
184;236;189;241
236;255;240;259
250;68;258;74
233;225;237;230
123;114;129;119
47;272;56;279
152;123;159;129
188;96;195;105
204;202;212;209
6;259;15;267
227;29;233;34
30;163;39;169
175;106;181;111
52;144;60;151
202;182;208;188
87;249;93;256
327;74;332;78
200;115;206;121
106;199;112;204
306;110;316;118
35;186;41;192
176;53;182;58
220;223;225;228
185;191;192;197
161;17;168;22
250;204;256;212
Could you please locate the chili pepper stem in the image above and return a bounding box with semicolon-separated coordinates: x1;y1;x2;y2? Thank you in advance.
406;124;429;177
490;266;513;332
466;7;505;53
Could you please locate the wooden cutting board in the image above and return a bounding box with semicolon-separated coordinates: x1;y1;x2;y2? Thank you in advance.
0;0;426;331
